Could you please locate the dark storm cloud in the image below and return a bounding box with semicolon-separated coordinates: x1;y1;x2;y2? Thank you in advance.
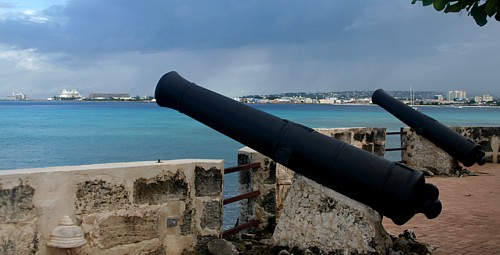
1;1;326;52
0;1;430;55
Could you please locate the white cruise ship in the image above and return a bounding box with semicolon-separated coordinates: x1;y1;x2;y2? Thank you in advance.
56;89;83;100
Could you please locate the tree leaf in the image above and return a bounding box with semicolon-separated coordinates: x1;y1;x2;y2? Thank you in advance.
434;0;448;11
465;0;477;11
423;0;434;6
413;0;499;26
471;3;488;26
485;0;497;17
445;2;464;12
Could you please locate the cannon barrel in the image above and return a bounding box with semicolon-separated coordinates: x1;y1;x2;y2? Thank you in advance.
372;89;485;167
155;71;441;225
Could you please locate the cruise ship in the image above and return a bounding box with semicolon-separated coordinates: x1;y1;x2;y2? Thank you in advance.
55;89;83;100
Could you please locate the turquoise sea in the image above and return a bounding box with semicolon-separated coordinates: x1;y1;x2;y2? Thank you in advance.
1;100;499;228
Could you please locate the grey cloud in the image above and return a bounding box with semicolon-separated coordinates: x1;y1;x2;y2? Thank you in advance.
1;0;370;54
1;0;486;59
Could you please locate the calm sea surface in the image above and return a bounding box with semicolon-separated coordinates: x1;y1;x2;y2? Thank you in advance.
1;100;499;228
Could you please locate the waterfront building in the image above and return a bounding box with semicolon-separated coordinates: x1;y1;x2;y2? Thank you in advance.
319;98;334;104
447;90;467;101
483;94;494;102
88;93;131;100
303;98;314;104
474;94;494;102
6;92;27;101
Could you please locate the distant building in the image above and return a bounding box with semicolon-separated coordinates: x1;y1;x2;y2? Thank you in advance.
434;95;444;101
319;98;334;104
6;92;27;101
474;94;494;102
447;90;467;101
88;93;131;100
277;97;292;103
484;95;494;101
303;98;314;104
56;89;83;100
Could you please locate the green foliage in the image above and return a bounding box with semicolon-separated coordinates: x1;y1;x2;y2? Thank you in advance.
412;0;500;26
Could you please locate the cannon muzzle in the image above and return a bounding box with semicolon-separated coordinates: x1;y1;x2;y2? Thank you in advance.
155;71;442;225
372;89;485;167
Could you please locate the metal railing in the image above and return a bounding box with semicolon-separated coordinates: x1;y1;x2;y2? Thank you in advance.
385;131;404;152
222;162;261;238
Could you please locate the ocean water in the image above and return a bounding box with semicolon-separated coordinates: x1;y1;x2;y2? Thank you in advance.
1;100;499;228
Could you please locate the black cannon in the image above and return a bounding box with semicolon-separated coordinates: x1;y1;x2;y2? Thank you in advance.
155;71;441;225
372;89;485;167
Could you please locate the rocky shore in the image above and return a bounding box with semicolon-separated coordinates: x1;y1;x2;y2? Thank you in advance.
208;229;433;255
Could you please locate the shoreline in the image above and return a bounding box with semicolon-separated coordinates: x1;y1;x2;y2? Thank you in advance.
1;99;499;108
244;102;500;108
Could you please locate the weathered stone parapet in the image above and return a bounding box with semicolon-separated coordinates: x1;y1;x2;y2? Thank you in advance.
0;159;223;255
453;126;500;164
237;147;277;232
0;183;36;223
402;126;500;175
315;127;387;157
272;175;393;254
0;223;40;255
401;127;458;175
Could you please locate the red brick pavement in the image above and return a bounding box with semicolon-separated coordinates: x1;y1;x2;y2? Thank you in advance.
383;163;500;255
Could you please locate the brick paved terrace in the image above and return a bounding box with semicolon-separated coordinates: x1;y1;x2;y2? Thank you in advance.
383;163;500;255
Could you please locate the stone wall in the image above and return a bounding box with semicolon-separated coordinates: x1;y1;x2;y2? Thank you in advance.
402;126;500;175
454;127;500;164
0;159;223;255
272;176;392;254
315;127;387;157
237;147;277;232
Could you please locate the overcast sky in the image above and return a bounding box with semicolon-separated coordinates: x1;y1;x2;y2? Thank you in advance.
1;1;499;99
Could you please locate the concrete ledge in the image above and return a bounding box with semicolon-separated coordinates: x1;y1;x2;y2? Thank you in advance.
0;159;223;255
